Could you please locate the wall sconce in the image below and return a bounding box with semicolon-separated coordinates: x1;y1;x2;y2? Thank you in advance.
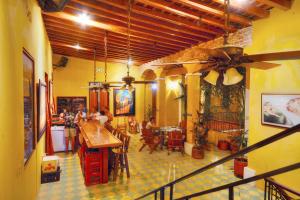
167;80;178;90
151;84;157;90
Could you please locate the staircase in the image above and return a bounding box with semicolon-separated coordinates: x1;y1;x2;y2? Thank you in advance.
135;124;300;200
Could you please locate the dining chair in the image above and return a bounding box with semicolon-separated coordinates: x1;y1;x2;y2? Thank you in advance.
139;128;162;154
167;130;185;155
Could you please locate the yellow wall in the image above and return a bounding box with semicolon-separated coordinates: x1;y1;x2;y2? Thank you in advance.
53;54;151;125
246;1;300;190
0;0;52;200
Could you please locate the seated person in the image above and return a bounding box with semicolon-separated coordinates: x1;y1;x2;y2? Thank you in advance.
103;106;113;123
88;108;100;120
99;110;109;125
146;117;156;130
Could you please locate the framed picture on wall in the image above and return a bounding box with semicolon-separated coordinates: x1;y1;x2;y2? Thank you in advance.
38;80;47;141
23;49;35;165
113;89;135;116
56;96;87;114
49;80;54;114
261;94;300;128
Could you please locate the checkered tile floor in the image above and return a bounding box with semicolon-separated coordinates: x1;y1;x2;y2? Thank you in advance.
37;133;264;200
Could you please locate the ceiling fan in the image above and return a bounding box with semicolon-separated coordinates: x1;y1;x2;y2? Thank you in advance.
114;0;156;91
152;0;300;85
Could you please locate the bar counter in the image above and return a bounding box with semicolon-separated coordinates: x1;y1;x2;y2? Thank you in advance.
79;120;122;185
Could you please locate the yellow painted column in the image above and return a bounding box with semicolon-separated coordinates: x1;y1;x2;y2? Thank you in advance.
186;75;200;144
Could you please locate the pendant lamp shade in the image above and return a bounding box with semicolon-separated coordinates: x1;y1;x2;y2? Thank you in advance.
204;70;219;85
223;68;243;85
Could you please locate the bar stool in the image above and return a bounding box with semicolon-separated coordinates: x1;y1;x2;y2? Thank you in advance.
112;133;130;181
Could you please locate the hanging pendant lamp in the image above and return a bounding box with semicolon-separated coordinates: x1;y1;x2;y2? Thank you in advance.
120;0;135;92
204;70;219;85
223;68;243;85
102;31;110;92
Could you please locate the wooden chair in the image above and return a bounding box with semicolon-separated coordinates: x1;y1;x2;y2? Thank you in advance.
104;122;114;133
167;130;185;155
179;120;187;140
128;117;139;134
139;129;161;154
112;133;130;181
117;123;127;135
142;121;147;130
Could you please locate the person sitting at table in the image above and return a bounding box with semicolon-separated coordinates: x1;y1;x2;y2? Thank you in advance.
88;107;100;120
103;106;113;123
99;110;109;125
146;117;155;130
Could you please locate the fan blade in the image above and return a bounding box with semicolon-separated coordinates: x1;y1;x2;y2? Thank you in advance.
241;50;300;62
106;81;123;84
80;86;101;89
133;80;157;84
240;62;281;69
151;60;212;66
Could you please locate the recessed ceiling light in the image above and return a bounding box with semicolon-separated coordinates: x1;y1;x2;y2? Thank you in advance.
76;13;91;26
72;44;83;50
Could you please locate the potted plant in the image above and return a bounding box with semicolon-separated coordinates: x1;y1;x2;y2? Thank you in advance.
231;130;248;178
192;121;208;159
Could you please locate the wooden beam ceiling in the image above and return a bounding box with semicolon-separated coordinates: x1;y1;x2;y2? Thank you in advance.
41;0;292;64
256;0;292;10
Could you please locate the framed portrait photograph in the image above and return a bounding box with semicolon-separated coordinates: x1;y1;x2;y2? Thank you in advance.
113;89;135;116
261;94;300;128
38;79;47;141
23;49;35;165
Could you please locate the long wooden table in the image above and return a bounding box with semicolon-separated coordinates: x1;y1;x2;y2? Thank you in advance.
79;120;122;184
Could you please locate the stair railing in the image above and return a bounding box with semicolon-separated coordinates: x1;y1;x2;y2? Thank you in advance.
135;124;300;200
265;178;300;200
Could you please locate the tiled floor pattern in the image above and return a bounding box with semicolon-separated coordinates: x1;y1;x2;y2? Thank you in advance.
37;133;264;200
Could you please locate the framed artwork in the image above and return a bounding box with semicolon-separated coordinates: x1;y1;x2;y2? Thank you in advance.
49;80;54;114
113;89;135;116
23;49;35;165
57;96;87;114
261;94;300;128
38;80;47;141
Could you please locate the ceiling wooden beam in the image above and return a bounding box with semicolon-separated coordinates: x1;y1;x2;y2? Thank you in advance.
66;2;210;41
95;0;222;35
50;41;170;58
43;12;193;49
172;0;251;26
62;7;201;45
135;0;236;31
256;0;292;11
53;47;152;64
44;16;182;52
71;0;215;39
212;0;270;18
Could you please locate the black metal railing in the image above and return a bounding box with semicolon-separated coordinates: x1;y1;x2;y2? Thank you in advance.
265;178;300;200
135;124;300;200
